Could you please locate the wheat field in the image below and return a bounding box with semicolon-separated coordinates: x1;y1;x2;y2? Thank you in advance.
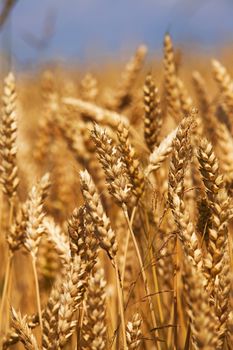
0;34;232;349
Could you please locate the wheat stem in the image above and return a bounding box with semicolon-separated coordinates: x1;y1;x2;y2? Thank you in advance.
173;234;178;350
121;206;136;284
122;204;161;350
31;255;43;339
143;207;166;347
0;252;13;335
114;258;128;350
0;200;14;335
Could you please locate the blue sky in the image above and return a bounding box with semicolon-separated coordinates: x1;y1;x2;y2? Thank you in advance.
1;0;233;66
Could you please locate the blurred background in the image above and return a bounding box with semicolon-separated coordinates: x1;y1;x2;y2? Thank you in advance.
0;0;233;71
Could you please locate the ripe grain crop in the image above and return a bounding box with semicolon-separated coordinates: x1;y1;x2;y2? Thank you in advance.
0;34;233;349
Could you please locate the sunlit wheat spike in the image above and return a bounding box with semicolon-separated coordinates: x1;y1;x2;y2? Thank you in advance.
81;268;107;349
10;308;39;350
143;72;162;151
163;33;181;122
0;72;19;201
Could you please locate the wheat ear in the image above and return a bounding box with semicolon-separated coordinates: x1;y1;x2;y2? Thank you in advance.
81;269;107;349
183;260;219;350
10;308;39;350
108;45;147;111
126;313;143;349
0;72;19;201
163;33;181;122
143;72;162;151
